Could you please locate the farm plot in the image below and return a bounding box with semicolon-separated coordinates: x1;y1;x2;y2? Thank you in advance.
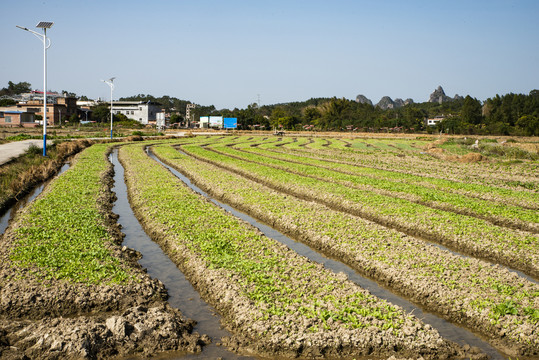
289;138;538;190
0;143;201;359
180;144;539;278
256;141;539;210
222;145;539;232
118;143;464;359
153;143;539;358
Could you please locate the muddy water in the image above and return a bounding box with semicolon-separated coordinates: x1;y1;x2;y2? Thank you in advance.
0;162;71;236
147;149;508;360
109;149;255;360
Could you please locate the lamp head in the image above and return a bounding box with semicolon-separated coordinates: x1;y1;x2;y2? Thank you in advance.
36;22;54;29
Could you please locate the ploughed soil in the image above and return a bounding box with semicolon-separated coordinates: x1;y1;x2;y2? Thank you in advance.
0;150;206;359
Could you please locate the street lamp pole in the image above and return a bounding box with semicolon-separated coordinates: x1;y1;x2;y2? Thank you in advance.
101;77;115;139
16;21;53;156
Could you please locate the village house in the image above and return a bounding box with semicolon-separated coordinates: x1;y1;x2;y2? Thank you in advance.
426;115;445;127
0;109;35;127
0;91;78;126
110;101;163;125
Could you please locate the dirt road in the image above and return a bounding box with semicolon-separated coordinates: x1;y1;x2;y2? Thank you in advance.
0;139;52;166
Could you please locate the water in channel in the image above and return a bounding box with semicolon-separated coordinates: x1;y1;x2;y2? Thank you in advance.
0;162;71;236
146;147;508;360
109;149;255;360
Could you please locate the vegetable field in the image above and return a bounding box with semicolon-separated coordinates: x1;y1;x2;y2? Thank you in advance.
2;134;537;359
147;135;538;359
0;143;201;359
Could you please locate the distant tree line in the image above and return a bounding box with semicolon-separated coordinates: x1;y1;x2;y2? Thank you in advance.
2;80;536;135
216;90;538;136
82;89;539;136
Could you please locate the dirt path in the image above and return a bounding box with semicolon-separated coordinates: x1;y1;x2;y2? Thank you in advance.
0;139;52;165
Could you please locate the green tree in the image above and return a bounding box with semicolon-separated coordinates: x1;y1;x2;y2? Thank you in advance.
68;113;79;123
269;107;299;129
170;113;183;125
460;96;482;125
8;81;31;94
516;115;539;136
91;104;111;123
440;115;461;134
322;97;352;130
0;99;16;106
303;106;321;125
0;81;31;96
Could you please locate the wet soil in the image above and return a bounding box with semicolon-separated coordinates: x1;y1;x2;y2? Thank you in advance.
148;148;506;360
109;149;255;360
0;147;203;359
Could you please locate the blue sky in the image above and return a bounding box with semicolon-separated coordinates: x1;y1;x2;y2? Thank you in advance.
1;0;538;109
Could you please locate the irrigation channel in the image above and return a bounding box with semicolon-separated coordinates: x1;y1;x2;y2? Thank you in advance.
143;147;508;360
110;149;254;360
0;162;71;236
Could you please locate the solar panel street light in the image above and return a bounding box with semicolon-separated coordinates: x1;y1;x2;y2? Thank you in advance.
16;21;54;156
101;78;115;139
36;21;54;29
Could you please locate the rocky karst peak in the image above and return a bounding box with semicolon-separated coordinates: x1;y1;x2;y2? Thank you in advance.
429;86;452;103
355;94;373;105
376;96;396;110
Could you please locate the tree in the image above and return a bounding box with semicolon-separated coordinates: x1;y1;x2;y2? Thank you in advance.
8;81;31;94
321;97;351;130
440;115;461;134
303;106;321;125
460;96;482;125
516;115;539;136
402;106;427;131
0;99;16;107
170;113;183;125
269;107;299;129
91;104;111;123
0;81;31;96
68;113;79;123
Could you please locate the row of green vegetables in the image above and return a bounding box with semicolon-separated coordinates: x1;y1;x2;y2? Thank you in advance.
180;144;539;278
118;143;456;357
241;138;539;211
231;135;538;207
215;144;538;232
282;137;538;191
8;144;131;285
182;135;538;203
161;134;538;223
296;137;426;153
153;143;539;355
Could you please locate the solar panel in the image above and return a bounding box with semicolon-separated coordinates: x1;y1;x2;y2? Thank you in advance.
36;22;54;29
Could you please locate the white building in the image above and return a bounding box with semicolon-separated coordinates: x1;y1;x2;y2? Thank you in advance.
112;101;163;125
426;115;445;126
